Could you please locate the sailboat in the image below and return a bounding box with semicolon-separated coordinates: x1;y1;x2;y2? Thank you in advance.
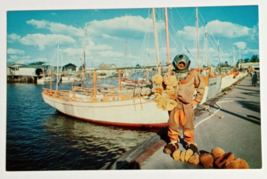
42;20;169;128
37;45;61;84
202;19;222;101
37;72;56;84
61;73;81;83
120;41;151;87
194;7;247;101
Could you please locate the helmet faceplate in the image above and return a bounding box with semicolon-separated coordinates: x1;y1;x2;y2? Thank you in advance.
172;54;191;73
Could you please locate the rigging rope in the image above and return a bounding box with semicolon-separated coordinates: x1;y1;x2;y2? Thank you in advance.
194;98;234;128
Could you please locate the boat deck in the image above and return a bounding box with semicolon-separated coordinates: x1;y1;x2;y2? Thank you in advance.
106;76;262;171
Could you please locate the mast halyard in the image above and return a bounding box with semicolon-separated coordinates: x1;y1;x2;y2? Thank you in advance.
151;8;161;75
196;7;200;72
164;8;172;75
82;23;87;88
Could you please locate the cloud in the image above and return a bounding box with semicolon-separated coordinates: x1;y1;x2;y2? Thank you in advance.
62;48;83;56
234;42;247;50
7;33;21;43
9;55;31;60
8;55;31;61
207;20;250;38
101;34;121;40
62;43;113;56
7;48;25;55
250;24;259;40
27;19;84;37
89;44;113;51
26;16;164;40
96;50;124;58
88;15;165;37
177;20;252;40
20;33;76;50
243;48;259;55
27;19;48;28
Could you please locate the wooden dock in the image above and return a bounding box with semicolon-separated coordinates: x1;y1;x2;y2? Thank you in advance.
7;75;37;83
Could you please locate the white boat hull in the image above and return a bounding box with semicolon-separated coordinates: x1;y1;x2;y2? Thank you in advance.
62;76;80;82
37;76;56;84
206;75;222;100
220;74;234;90
42;93;169;127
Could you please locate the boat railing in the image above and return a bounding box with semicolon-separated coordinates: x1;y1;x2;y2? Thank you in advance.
43;87;153;104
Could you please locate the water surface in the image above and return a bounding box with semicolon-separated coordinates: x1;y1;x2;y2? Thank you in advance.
6;81;160;170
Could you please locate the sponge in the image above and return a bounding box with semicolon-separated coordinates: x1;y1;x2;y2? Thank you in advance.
184;149;194;162
214;152;235;168
211;147;225;159
164;75;178;87
188;153;200;165
152;75;163;85
224;158;249;169
172;150;181;161
200;153;214;168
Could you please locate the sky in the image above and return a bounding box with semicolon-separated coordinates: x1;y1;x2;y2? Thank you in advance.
6;4;259;69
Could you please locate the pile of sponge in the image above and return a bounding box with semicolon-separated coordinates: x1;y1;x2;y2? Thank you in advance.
152;74;178;111
172;147;249;169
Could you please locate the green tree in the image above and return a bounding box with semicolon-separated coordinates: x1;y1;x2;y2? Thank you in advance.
250;55;259;62
243;58;250;63
29;61;45;65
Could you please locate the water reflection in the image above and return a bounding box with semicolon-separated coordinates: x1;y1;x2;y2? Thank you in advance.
43;111;158;169
6;79;161;170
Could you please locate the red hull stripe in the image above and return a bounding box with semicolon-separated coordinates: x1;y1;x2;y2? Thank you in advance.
57;109;168;128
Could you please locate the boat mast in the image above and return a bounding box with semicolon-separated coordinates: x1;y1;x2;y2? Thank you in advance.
196;7;200;72
50;69;52;90
82;23;87;87
239;48;242;69
146;53;150;81
164;8;172;75
151;8;161;75
205;24;209;68
124;41;128;78
56;43;59;91
233;46;236;68
218;40;221;72
124;41;128;67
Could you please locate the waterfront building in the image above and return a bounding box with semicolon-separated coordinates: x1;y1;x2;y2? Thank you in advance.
62;63;78;72
239;62;260;72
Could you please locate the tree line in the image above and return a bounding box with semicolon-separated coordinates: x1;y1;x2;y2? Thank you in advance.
216;54;259;68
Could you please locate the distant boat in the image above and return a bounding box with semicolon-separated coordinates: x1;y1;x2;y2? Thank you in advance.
121;78;151;87
61;73;81;83
37;74;56;84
